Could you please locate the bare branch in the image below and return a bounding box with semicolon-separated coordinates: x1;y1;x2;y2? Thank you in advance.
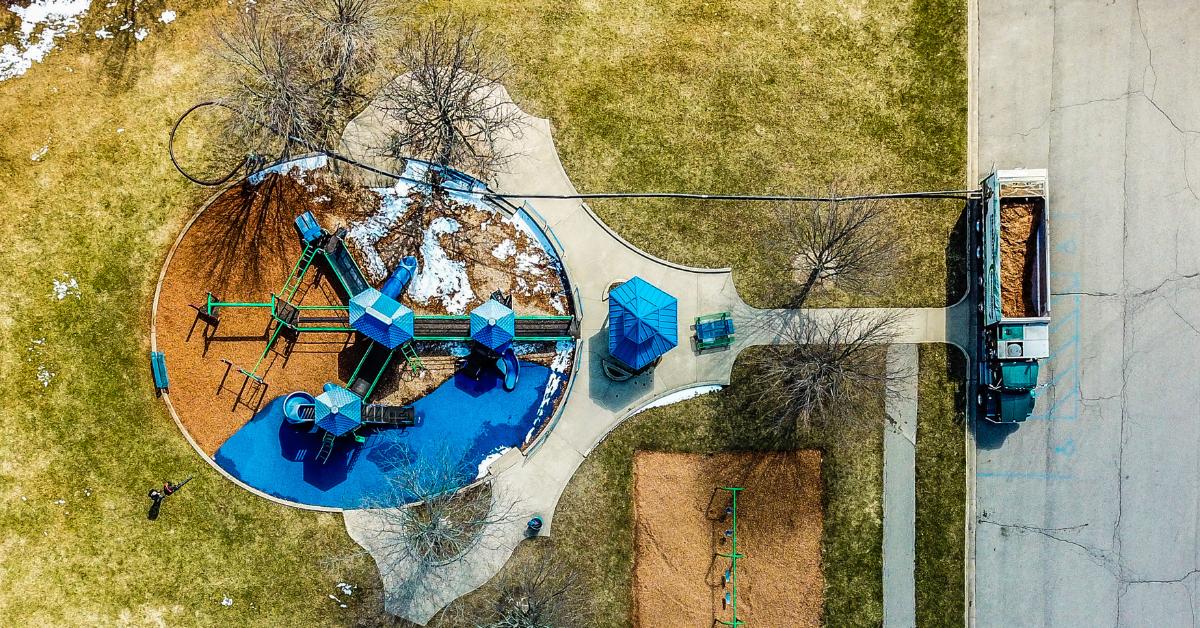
377;15;524;179
360;445;518;571
749;309;904;434
207;0;394;164
478;550;592;627
769;189;897;307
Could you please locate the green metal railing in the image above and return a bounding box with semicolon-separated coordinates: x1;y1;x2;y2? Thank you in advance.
716;486;745;627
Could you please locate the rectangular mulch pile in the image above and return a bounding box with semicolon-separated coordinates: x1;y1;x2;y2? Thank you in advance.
632;451;824;627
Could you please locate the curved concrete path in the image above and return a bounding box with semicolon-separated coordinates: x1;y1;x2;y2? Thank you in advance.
340;98;969;624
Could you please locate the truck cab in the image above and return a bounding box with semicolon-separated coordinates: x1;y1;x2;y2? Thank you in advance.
977;169;1050;423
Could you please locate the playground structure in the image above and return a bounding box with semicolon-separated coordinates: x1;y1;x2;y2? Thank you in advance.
193;210;579;406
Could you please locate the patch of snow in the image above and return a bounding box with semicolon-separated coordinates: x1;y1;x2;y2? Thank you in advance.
30;143;48;161
407;217;474;314
491;239;516;261
525;340;575;444
336;582;353;596
94;28;111;39
159;9;176;24
345;179;414;278
0;0;91;82
515;252;546;277
247;154;327;185
629;385;723;417
52;274;79;299
116;128;123;133
133;27;148;41
221;596;233;607
313;195;330;203
549;295;566;315
53;498;65;505
117;20;130;31
475;447;510;479
36;366;54;387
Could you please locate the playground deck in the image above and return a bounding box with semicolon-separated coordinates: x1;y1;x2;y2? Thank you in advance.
632;451;823;627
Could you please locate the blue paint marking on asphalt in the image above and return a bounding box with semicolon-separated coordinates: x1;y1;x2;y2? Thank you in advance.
1030;270;1082;422
977;470;1074;480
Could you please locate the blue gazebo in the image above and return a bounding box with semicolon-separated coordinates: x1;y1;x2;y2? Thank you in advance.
608;276;678;371
349;288;414;349
314;383;363;437
470;298;515;353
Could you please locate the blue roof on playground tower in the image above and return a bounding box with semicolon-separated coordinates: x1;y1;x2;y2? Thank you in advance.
470;299;515;351
315;384;363;436
608;276;678;371
349;288;414;349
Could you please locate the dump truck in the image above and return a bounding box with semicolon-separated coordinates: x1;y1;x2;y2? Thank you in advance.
976;169;1050;423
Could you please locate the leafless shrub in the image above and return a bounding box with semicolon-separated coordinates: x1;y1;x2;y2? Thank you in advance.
210;0;393;163
478;551;591;627
750;309;904;434
378;16;523;179
363;446;516;568
769;191;897;307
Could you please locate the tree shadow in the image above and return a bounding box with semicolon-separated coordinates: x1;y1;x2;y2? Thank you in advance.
91;0;167;91
191;174;302;296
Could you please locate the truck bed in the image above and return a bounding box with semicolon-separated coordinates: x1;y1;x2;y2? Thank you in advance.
999;197;1046;318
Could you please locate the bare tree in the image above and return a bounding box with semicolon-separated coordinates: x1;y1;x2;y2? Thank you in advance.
378;16;523;179
769;193;897;308
285;0;393;147
477;551;591;628
750;309;904;434
213;8;320;161
363;446;516;568
209;0;392;164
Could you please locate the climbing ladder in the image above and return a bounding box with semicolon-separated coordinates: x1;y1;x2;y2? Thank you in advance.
280;243;318;303
315;431;337;464
399;342;425;375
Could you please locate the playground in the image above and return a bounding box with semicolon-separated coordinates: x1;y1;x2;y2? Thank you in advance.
632;451;824;627
154;156;579;508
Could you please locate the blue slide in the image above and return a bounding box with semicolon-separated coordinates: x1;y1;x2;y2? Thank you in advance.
380;255;418;299
495;348;520;391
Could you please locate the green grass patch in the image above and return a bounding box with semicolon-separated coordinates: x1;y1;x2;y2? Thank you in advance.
438;0;967;307
916;344;967;626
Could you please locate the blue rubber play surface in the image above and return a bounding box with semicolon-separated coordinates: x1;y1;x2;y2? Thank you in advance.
213;362;558;508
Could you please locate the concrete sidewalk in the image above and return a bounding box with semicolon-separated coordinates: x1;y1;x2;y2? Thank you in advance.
883;344;919;627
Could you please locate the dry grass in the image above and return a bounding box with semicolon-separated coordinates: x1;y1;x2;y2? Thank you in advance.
0;3;384;625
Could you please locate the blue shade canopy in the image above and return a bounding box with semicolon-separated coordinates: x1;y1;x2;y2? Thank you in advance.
349;288;414;349
470;299;515;352
608;276;678;370
315;384;363;437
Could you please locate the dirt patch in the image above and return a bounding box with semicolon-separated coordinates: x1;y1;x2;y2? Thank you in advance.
999;200;1040;318
632;451;823;627
156;166;572;453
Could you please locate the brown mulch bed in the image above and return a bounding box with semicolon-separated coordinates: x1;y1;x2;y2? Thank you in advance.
157;167;571;454
632;451;824;627
999;200;1040;318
